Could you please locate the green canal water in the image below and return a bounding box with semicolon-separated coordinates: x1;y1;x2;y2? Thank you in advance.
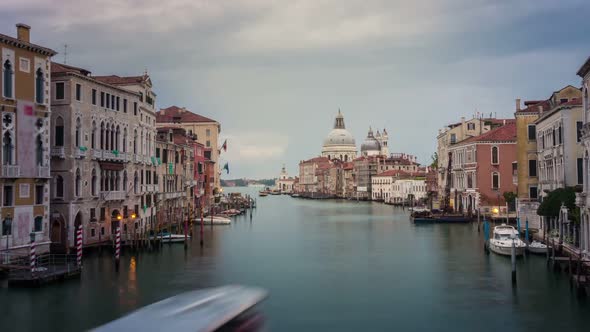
1;186;589;331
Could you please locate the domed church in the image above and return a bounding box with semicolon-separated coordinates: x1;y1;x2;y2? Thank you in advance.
361;127;389;157
321;110;357;162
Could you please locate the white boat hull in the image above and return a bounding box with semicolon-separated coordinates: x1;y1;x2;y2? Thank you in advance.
195;217;231;225
489;241;525;256
150;234;190;243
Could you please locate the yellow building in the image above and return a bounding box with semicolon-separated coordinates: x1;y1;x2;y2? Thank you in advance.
1;24;57;254
514;85;581;228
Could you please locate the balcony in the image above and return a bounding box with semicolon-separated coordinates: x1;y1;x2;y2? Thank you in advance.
144;155;151;164
51;146;65;159
103;150;115;160
134;154;142;163
74;148;87;159
2;165;20;177
100;191;125;201
92;149;102;159
185;180;198;187
146;184;156;192
36;166;50;178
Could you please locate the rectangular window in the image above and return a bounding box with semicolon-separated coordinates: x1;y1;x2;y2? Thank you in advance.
116;96;120;111
552;129;556;146
19;57;30;72
100;207;106;221
206;140;211;147
55;82;65;100
35;185;43;205
90;208;96;221
162;149;168;163
577;121;583;142
529;186;538;199
578;158;584;185
123;99;127;113
100;91;105;107
134;102;138;115
123;206;128;218
111;96;115;109
206;129;211;137
527;125;536;140
156;148;160;158
91;228;96;237
528;160;537;177
105;93;110;109
3;185;13;206
450;133;456;144
75;83;82;101
92;89;97;105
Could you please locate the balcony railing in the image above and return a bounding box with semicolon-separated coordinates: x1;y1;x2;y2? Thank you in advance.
103;151;116;160
36;166;50;178
2;165;20;177
134;154;142;163
100;191;125;201
51;146;65;159
185;180;198;187
74;149;87;159
92;149;102;159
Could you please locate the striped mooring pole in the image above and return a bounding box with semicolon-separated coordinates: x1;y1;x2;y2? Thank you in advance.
76;225;83;267
115;225;121;271
30;237;36;273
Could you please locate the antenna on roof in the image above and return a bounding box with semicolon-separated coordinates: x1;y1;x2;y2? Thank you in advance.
144;67;148;76
63;44;68;64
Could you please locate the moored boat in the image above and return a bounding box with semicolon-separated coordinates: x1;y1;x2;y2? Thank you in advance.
196;216;231;225
150;232;189;243
528;240;549;254
489;224;526;256
259;191;268;197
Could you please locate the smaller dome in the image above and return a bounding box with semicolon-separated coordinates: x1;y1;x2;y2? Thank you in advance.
361;127;381;152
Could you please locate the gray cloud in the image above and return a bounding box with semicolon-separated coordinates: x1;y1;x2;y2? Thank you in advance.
1;0;589;178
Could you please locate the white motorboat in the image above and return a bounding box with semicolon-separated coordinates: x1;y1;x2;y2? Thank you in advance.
528;240;549;254
489;224;526;256
195;216;231;225
93;285;268;332
150;233;190;243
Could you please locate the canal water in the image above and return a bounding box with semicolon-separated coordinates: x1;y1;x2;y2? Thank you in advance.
1;187;589;331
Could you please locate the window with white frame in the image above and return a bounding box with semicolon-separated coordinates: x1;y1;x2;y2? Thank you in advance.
491;146;499;165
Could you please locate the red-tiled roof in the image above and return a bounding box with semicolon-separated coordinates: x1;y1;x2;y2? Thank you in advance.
577;56;590;77
374;169;410;177
0;31;57;56
518;99;551;113
343;162;354;170
93;75;146;85
51;62;91;75
460;123;516;144
157;106;218;124
558;98;582;107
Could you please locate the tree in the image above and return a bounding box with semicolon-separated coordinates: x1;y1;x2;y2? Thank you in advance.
430;152;438;169
537;187;575;218
503;191;517;212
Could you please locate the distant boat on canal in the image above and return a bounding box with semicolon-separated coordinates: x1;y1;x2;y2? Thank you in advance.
488;224;526;256
92;285;268;332
411;210;471;224
150;232;190;243
195;216;232;225
258;191;269;197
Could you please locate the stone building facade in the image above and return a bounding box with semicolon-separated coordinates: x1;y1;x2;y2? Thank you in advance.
50;62;157;250
0;24;56;255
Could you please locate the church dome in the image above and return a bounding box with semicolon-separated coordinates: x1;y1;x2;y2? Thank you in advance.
322;110;356;147
361;127;381;153
323;128;355;146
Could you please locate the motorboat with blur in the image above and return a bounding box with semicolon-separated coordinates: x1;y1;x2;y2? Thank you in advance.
93;285;268;332
489;224;526;256
150;232;189;243
196;215;231;225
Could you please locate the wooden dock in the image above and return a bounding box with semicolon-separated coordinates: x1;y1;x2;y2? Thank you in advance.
2;254;82;288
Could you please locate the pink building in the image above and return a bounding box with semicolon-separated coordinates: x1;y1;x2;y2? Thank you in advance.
448;122;517;215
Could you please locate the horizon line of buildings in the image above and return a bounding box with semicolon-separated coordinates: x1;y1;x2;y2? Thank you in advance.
0;23;223;255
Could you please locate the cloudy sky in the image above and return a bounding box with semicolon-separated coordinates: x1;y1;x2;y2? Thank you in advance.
2;0;590;178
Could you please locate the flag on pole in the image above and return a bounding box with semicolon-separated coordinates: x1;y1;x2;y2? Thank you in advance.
222;162;229;174
219;140;227;154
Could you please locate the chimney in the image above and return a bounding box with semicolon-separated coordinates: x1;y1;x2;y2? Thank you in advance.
515;98;521;111
503;119;506;125
16;23;30;43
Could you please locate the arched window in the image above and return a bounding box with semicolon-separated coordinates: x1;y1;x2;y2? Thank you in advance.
56;175;64;198
3;60;13;98
123;128;127;152
34;216;43;232
1;218;11;236
100;122;105;149
75;117;81;147
3;131;13;165
55;116;64;147
491;146;499;165
36;134;43;165
105;124;110;150
35;68;44;103
75;168;81;197
115;125;120;151
134;171;138;194
115;171;120;190
91;121;96;149
110;124;115;151
100;170;105;191
133;129;137;154
123;171;128;191
492;172;499;190
91;168;97;196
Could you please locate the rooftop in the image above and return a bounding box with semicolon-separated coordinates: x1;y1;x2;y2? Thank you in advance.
157;106;218;124
459;122;516;144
